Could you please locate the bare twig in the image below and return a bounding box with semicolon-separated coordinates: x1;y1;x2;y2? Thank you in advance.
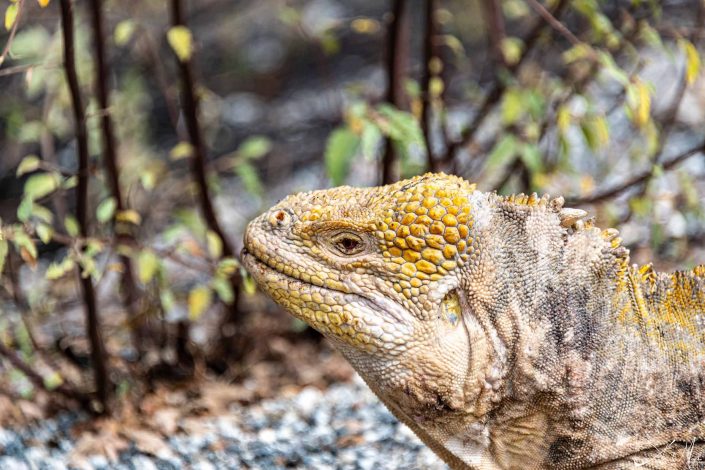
566;141;705;205
59;0;110;415
421;0;437;172
88;0;143;359
381;0;408;184
0;341;88;406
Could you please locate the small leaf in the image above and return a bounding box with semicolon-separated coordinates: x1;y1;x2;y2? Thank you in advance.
237;136;272;160
500;37;523;66
16;155;40;176
680;39;701;85
64;216;79;237
501;88;525;125
167;26;193;62
580;115;610;150
169;141;193;160
211;276;234;304
13;231;37;268
36;224;53;244
206;230;223;259
96;197;117;223
5;4;18;31
217;257;239;276
188;285;212;320
242;269;257;295
62;176;77;189
137;250;159;284
17;197;32;222
37;0;51;7
235;163;263;196
24;172;60;201
556;105;572;134
115;209;141;225
114;20;135;46
350;17;380;34
46;258;74;280
0;239;7;274
324;127;359;186
360;122;382;160
43;371;63;390
487;135;518;168
31;203;53;224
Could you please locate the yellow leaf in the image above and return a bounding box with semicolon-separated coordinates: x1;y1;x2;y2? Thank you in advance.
188;285;211;320
206;230;222;259
167;26;193;62
350;18;380;34
169;141;193;160
137;250;159;284
636;81;651;127
4;4;18;31
37;0;50;7
681;40;701;85
556;105;571;134
114;20;135;46
115;209;142;225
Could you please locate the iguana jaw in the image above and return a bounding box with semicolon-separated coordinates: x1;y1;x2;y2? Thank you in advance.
241;247;415;354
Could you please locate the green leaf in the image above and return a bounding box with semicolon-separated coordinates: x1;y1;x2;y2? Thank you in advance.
217;257;239;276
16;155;40;177
17;197;32;222
13;231;37;263
212;276;234;304
188;285;212;320
242;269;257;295
167;26;193;62
96;197;117;223
487;135;518;168
64;216;79;237
35;223;53;244
31;203;53;224
46;258;74;280
375;104;424;146
5;4;18;31
580;115;610;150
24;172;60;201
235;163;263;197
324;127;359;186
237;136;272;160
519;143;543;173
360;122;382;160
206;230;223;259
0;239;7;274
114;20;135;46
137;250;160;284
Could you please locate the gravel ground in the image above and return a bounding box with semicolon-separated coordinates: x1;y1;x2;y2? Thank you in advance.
0;377;447;470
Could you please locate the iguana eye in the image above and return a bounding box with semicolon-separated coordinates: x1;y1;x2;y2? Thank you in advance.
331;232;365;256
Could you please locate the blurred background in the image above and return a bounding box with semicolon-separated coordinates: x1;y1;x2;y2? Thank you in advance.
0;0;704;467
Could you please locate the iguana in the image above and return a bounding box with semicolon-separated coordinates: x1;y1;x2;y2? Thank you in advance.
242;172;705;469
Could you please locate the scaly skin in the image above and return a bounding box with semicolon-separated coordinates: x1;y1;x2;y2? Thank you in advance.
242;173;705;469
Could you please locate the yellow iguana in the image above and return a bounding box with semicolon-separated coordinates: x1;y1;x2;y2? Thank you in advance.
242;172;705;469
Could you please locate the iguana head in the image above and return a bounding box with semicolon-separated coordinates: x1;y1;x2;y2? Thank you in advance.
242;173;484;412
243;173;477;351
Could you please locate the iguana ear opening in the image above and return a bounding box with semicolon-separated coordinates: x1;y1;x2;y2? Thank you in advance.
439;290;461;327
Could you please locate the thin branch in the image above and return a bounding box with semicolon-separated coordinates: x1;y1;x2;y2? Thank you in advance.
525;0;581;46
0;0;24;68
441;0;569;164
566;141;705;205
482;0;506;68
421;0;437;172
0;341;88;407
381;0;408;184
59;0;110;415
88;0;142;359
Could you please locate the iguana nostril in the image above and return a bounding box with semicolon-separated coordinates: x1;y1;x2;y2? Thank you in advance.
268;209;291;227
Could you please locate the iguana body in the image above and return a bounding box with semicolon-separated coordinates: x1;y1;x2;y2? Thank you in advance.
242;173;705;469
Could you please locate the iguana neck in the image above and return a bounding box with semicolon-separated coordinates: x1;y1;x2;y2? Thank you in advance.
461;196;705;467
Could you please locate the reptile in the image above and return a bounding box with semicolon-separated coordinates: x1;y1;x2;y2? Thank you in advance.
242;172;705;469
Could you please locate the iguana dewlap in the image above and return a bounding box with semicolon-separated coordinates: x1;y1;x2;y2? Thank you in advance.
242;173;705;469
